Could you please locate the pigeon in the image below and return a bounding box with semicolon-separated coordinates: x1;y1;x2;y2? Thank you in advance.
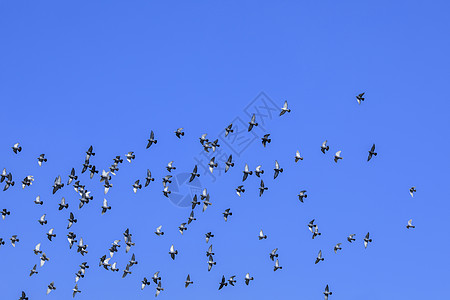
101;198;111;215
334;243;342;253
132;180;142;193
0;168;7;183
72;284;81;298
206;244;215;257
242;164;252;181
208;157;218;173
75;270;84;283
259;229;267;240
3;173;14;191
321;140;330;153
86;145;95;159
364;232;372;248
103;181;113;195
100;254;111;270
38;214;47;225
273;160;283;179
169;244;178;260
225;155;234;172
409;186;416;197
109;163;119;175
67;168;77;185
12;143;22;154
46;282;56;295
188;211;196;224
162;186;171;198
298;190;308;202
109;240;121;257
211;139;220;152
152;271;161;284
52;175;64;194
19;291;28;300
100;170;111;183
259;180;268;197
207;255;216;271
185;274;193;288
244;273;254;285
312;225;321;239
225;124;233;137
58;197;68;210
189;165;200;182
155;225;164;236
324;284;333;300
274;259;282;271
356;92;365;104
67;232;77;249
248;114;258;132
141;277;151;290
255;165;264;177
47;228;56;241
129;253;138;266
228;275;237;286
147;130;158;148
155;281;164;297
125;238;135;254
77;238;88;255
40;253;50;267
1;208;10;220
218;275;228;290
280;101;291;116
406;219;415;229
113;156;123;164
315;250;324;264
34;243;42;255
122;264;132;278
81;159;91;174
236;185;245;196
110;262;119;272
174;128;185;138
166;161;176;172
67;212;77;229
145;169;155;186
125;152;135;163
162;175;172;187
294;150;303;162
367;144;377;161
202;194;212;212
22;175;34;189
205;232;214;243
308;219;317;233
37;154;47;166
178;223;187;235
203;141;212;152
89;165;99;179
223;208;232;222
261;134;271;147
29;264;38;276
79;262;89;274
199;133;208;145
334;151;343;163
347;234;356;243
191;195;200;210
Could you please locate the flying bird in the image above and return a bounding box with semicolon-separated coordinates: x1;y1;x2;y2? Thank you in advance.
132;180;142;193
225;155;234;172
324;284;333;300
273;160;283;179
12;143;22;154
141;277;151;290
38;214;47;225
46;228;56;241
155;281;164;297
242;164;252;181
259;180;268;197
185;274;193;288
188;211;196;224
236;185;245;196
169;244;178;260
347;234;356;243
297;190;308;203
280;100;291;116
295;150;303;162
228;275;237;286
40;253;49;267
258;229;267;240
409;186;416;197
72;284;81;298
367;144;377;161
255;165;264;177
207;255;216;271
334;243;342;253
315;250;324;264
153;225;164;236
244;273;254;285
364;232;372;248
101;199;111;215
269;248;278;261
125;152;135;163
52;175;64;194
356;92;365;104
147;130;158;148
37;154;47;166
334;151;343;163
1;208;10;220
29;264;38;277
189;165;200;182
248;114;258;132
274;259;282;271
223;208;232;222
46;282;56;295
174;128;185;138
208;157;218;173
67;212;77;229
218;275;228;290
166;161;176;172
145;169;155;186
321;140;330;154
205;232;214;243
261;134;271;147
406;219;415;229
225;124;233;137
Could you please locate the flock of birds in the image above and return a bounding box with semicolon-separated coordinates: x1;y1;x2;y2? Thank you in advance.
1;96;417;299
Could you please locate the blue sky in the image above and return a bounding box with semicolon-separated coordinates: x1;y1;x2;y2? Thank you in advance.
1;1;449;299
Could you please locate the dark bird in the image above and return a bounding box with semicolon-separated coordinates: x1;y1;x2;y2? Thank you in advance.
367;144;377;161
19;291;28;300
315;250;324;264
244;273;254;285
191;195;200;210
67;212;77;229
228;276;236;286
145;169;155;186
174;128;185;138
199;133;208;145
46;228;56;241
52;175;64;194
409;186;417;198
236;185;245;196
68;168;78;186
147;130;158;148
324;284;333;300
242;164;252;181
208;157;218;173
334;243;342;253
261;134;271;147
113;156;123;164
189;165;200;182
46;282;56;295
225;155;234;173
58;197;68;210
141;277;151;290
274;259;282;271
407;219;415;229
132;180;142;193
259;180;268;197
206;244;215;257
248;114;258;132
89;165;99;179
225;123;233;137
207;255;216;271
169;244;178;260
29;264;38;276
72;284;81;298
166;161;176;172
364;232;372;248
280;100;291;116
152;271;161;284
86;145;95;159
255;165;264;177
356;92;365;104
81;159;91;174
185;274;193;288
21;175;34;189
205;232;214;243
122;264;132;278
269;248;278;261
334;151;343;163
295;150;303;162
347;234;356;243
125;152;135;163
3;173;14;191
1;208;10;220
223;208;232;222
218;275;228;290
258;229;267;240
188;211;196;224
37;154;47;166
155;281;164;297
67;232;77;249
297;190;308;203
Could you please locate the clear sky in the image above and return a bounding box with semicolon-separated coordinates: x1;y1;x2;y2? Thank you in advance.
1;1;449;299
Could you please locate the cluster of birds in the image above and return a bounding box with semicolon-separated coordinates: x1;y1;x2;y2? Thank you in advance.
2;96;417;299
